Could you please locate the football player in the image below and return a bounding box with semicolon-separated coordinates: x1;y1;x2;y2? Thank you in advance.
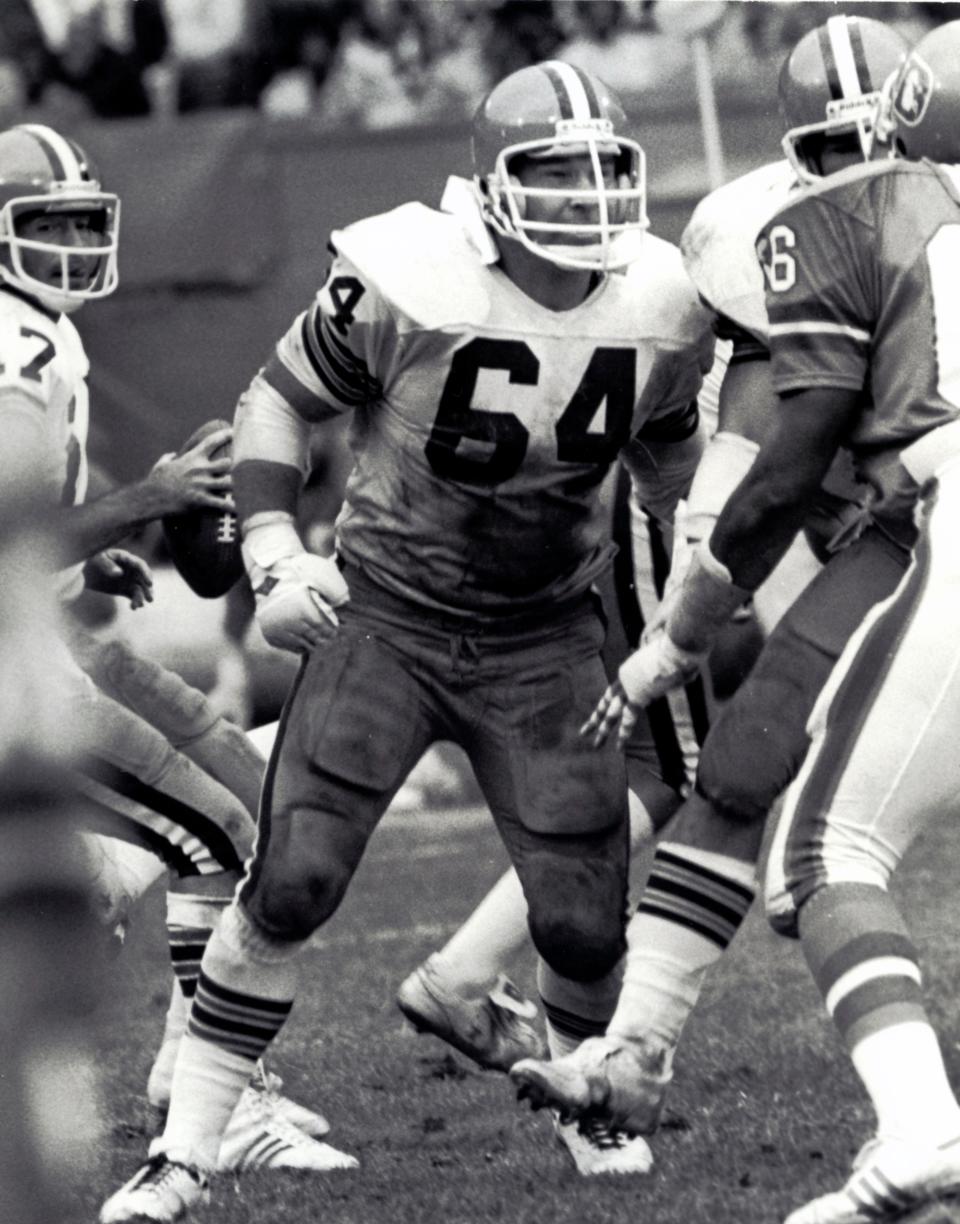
101;59;720;1220
524;20;960;1223
510;8;913;1153
393;349;731;1074
0;123;352;1173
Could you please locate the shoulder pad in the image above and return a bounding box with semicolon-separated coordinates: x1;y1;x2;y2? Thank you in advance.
330;204;491;330
619;233;712;346
681;161;795;345
770;158;909;220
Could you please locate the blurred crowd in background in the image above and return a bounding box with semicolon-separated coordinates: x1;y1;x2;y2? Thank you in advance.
0;0;954;131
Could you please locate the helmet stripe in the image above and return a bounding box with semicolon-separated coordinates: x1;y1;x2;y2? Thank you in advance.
847;20;873;93
826;16;865;100
16;123;84;184
818;23;844;99
541;60;594;120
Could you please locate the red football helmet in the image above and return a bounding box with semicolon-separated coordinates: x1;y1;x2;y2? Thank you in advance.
880;19;960;163
472;60;647;271
0;123;119;313
778;15;908;181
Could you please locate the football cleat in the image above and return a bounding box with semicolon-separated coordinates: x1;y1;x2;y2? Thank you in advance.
397;959;547;1072
148;1050;330;1140
783;1134;960;1224
511;1034;672;1135
553;1111;653;1176
217;1075;357;1172
99;1154;209;1224
247;1059;330;1139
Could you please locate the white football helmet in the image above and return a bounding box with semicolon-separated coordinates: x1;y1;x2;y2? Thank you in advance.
472;60;647;272
0;123;119;314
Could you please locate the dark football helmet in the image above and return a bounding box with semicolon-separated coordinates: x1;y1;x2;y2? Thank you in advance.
0;123;119;313
881;19;960;163
472;60;647;271
779;15;908;181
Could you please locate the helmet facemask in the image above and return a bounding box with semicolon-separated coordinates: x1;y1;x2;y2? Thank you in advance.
781;90;887;182
481;121;647;272
0;191;119;314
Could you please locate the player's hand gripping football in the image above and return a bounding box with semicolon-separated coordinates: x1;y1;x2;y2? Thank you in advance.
149;426;234;515
580;629;705;750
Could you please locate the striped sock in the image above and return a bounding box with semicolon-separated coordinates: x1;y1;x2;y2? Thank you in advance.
166;892;229;999
538;959;622;1059
800;883;960;1146
157;901;303;1170
608;842;755;1051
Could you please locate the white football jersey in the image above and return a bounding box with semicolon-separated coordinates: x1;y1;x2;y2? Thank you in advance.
681;160;796;345
0;287;90;598
245;178;714;616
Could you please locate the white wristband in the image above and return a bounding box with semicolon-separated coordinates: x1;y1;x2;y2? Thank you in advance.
241;517;304;571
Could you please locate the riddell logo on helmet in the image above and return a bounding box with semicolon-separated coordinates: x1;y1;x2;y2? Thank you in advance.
555;118;615;137
826;93;880;121
894;57;933;126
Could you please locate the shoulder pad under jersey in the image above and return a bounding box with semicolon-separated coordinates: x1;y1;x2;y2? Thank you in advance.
329;203;492;331
681;160;796;345
617;231;712;347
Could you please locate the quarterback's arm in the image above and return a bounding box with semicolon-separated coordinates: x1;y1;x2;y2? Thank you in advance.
0;393;230;565
50;428;233;565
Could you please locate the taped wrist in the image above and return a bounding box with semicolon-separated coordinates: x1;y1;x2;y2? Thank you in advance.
685;431;759;543
241;515;304;590
666;541;752;654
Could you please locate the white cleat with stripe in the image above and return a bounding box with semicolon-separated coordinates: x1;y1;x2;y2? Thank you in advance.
218;1075;358;1172
784;1134;960;1224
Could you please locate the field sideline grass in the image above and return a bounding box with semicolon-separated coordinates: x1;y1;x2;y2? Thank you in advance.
76;800;960;1224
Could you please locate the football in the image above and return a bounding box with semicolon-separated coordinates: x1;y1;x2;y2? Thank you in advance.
161;418;245;599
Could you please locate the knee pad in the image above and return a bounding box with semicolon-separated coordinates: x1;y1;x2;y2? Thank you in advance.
523;851;627;983
241;858;351;943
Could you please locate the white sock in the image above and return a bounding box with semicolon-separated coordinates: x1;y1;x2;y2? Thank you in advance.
429;867;529;996
852;1022;960;1147
154;1034;254;1171
608;843;755;1052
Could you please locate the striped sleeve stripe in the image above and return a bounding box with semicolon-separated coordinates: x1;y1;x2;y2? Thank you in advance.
849;1167;914;1216
814;931;918;996
316;308;380;386
79;759;244;873
300;315;368;406
261;353;336;419
312;311;381;401
768;321;871;343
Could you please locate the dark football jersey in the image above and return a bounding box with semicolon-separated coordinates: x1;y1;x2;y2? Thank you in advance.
758;158;960;530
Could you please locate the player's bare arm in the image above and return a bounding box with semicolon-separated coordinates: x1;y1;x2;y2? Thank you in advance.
708;385;859;592
50;426;233;565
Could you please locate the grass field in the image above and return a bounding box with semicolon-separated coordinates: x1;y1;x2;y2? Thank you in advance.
75;798;960;1224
